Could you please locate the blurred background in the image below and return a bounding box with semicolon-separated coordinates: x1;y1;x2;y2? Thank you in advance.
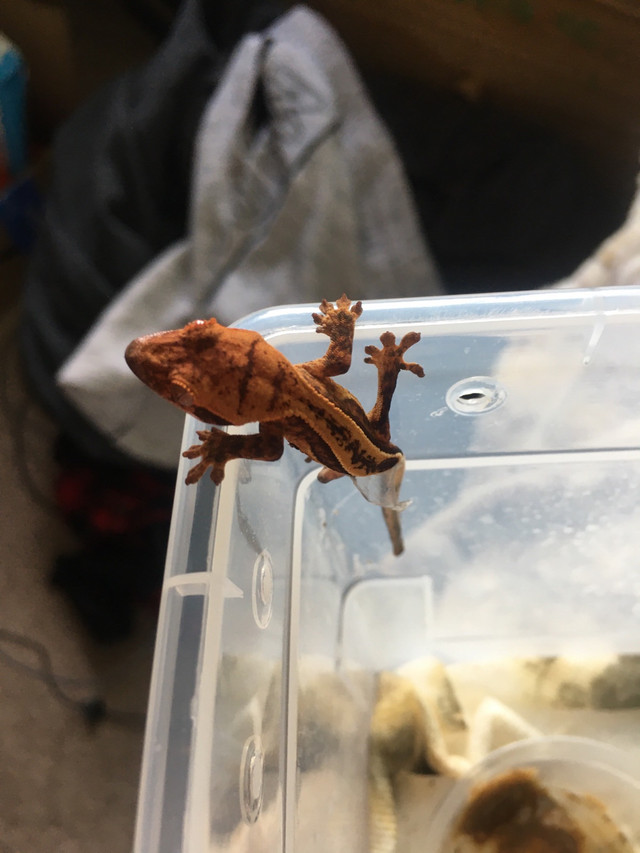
1;0;639;850
1;4;162;852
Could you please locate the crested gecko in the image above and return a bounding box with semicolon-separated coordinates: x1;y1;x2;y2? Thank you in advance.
125;295;424;555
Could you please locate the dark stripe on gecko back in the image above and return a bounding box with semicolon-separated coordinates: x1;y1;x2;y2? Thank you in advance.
282;416;347;473
281;414;400;476
267;359;288;413
237;337;259;414
296;366;395;449
284;363;402;475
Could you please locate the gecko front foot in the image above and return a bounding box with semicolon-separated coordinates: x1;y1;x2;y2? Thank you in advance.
183;426;284;485
364;331;425;379
183;429;232;485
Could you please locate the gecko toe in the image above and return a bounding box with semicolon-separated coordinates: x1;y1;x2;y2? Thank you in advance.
183;443;203;459
209;466;226;485
184;460;208;484
404;362;425;378
398;331;421;352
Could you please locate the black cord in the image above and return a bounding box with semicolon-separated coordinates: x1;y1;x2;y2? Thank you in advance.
0;322;147;730
0;627;146;730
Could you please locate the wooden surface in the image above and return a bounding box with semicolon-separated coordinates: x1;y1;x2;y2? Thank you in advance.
308;0;640;181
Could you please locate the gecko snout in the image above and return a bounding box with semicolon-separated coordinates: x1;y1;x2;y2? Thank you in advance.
124;338;147;380
124;336;169;389
125;335;198;414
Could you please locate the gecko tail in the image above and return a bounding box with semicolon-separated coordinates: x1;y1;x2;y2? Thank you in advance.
381;507;404;556
352;455;409;511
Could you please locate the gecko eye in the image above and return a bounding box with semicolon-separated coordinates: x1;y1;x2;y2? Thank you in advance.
169;380;194;409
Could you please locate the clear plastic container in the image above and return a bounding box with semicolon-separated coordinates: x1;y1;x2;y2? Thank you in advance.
425;736;640;852
134;288;640;853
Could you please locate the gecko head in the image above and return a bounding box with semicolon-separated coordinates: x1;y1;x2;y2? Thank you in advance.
125;319;225;419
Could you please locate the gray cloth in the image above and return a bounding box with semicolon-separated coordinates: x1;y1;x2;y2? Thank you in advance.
57;6;441;468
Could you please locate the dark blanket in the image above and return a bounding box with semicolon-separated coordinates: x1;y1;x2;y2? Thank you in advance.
21;0;283;464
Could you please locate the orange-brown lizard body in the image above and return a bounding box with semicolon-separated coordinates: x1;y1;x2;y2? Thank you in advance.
125;295;423;553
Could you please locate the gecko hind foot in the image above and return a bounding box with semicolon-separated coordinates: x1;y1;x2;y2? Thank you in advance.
312;294;363;338
304;294;364;379
364;331;425;378
317;466;346;483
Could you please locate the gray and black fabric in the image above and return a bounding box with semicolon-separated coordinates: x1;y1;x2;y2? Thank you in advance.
21;0;284;465
53;6;442;469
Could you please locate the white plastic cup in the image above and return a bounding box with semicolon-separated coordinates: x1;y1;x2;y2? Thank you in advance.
424;736;640;852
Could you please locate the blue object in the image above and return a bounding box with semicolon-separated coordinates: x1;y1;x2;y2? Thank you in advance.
0;176;42;251
0;34;27;181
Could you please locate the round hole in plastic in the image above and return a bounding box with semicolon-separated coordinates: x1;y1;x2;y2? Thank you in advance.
446;376;506;415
